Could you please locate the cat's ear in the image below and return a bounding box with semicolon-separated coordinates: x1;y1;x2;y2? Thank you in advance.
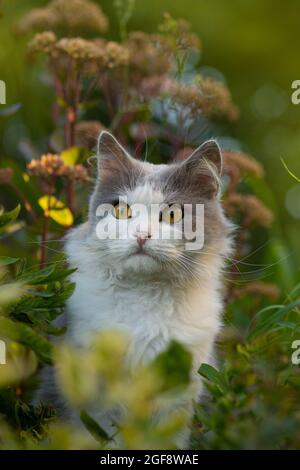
188;140;223;176
180;140;223;198
97;131;136;182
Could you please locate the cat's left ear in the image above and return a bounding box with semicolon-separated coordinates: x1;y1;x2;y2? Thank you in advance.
180;140;223;198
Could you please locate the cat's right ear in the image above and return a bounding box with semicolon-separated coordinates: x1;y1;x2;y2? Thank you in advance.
97;131;136;182
178;140;223;198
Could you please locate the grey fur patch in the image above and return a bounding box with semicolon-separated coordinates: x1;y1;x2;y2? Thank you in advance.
155;140;223;201
89;131;148;223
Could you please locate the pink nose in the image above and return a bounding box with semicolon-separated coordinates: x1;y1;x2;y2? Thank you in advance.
135;232;151;247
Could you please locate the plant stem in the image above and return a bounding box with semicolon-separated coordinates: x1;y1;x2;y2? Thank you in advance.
66;179;75;213
9;182;38;223
65;105;77;213
40;195;51;269
66;106;76;147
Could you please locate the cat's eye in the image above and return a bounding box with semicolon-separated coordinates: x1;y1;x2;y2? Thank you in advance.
113;202;132;219
161;205;183;224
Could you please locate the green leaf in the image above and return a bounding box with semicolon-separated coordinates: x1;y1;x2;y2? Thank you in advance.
18;263;75;285
266;239;296;290
80;410;110;444
44;267;76;284
61;147;81;166
60;146;89;165
0;256;20;266
277;367;296;386
21;309;67;336
247;304;284;335
0;205;21;228
18;265;55;285
0;317;53;364
281;157;300;183
248;298;300;340
11;281;75;329
198;363;229;393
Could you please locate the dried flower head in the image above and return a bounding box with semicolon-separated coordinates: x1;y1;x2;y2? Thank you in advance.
75;120;106;150
27;153;88;184
37;38;129;76
224;150;264;178
27;154;65;178
126;31;171;79
199;78;239;121
224;193;274;227
55;37;103;61
48;37;108;78
223;150;265;192
28;31;57;55
104;41;130;69
0;168;13;185
17;0;108;36
163;78;239;122
16;9;58;35
159;13;201;51
92;39;130;70
132;75;166;101
62;164;89;182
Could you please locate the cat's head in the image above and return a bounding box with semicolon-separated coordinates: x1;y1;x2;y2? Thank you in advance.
72;131;232;280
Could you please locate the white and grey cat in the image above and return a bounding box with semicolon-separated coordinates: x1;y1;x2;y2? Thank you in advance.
42;131;233;446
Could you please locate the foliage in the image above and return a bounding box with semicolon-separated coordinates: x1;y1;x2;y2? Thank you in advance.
0;0;299;450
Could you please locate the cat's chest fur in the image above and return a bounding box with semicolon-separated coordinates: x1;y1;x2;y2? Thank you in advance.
67;267;222;369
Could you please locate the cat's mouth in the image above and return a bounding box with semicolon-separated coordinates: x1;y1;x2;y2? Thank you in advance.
129;247;158;261
131;249;151;257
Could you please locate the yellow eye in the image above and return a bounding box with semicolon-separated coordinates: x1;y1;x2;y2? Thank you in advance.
162;205;183;224
113;202;132;219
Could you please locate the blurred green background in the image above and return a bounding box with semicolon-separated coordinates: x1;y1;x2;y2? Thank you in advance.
1;0;299;267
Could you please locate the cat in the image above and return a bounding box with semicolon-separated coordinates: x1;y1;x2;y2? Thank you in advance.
62;131;233;446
